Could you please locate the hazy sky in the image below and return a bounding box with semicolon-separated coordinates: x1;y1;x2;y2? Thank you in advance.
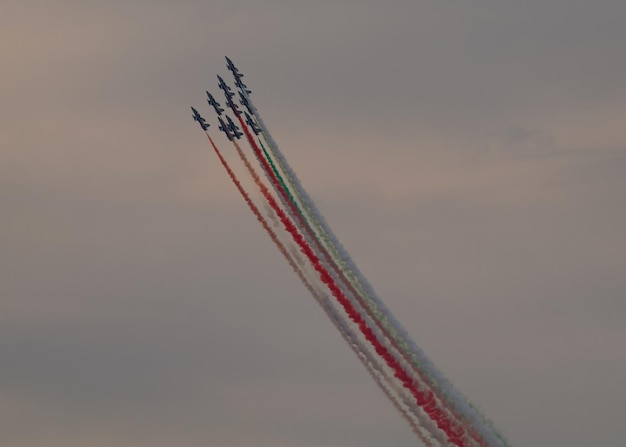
2;1;625;446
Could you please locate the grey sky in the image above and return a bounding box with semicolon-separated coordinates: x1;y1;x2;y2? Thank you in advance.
1;1;625;446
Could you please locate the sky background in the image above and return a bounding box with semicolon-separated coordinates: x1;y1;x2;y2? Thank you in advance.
2;1;625;446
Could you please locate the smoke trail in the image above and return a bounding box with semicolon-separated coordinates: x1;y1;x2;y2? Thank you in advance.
233;117;477;446
246;98;505;447
236;109;482;447
258;138;485;447
210;63;509;445
205;132;438;447
288;249;440;447
250;123;489;446
235;116;360;318
234;126;410;375
238;115;417;361
259;208;438;444
254;157;449;447
228;133;471;447
235;115;411;372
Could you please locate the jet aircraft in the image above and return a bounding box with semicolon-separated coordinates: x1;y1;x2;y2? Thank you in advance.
234;77;252;95
191;106;210;131
226;115;243;139
218;116;234;141
206;91;224;116
225;95;241;116
244;112;261;135
225;56;251;93
217;75;235;100
225;56;243;79
239;91;254;114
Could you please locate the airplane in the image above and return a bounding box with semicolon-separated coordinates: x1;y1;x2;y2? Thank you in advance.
234;76;252;95
206;91;224;115
225;56;251;93
226;115;243;139
244;111;261;135
225;95;241;116
225;56;243;79
218;116;234;141
217;75;235;100
191;106;210;131
239;91;254;114
218;75;240;114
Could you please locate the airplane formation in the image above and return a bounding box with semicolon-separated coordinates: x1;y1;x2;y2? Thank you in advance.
192;57;254;140
189;57;511;447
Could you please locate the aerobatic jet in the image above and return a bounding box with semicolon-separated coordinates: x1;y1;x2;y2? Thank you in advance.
239;91;254;114
226;115;243;139
244;111;261;135
206;91;224;116
217;75;235;100
225;95;241;116
217;116;242;141
218;116;234;141
217;76;240;114
225;56;251;94
225;56;243;79
234;76;252;95
191;106;210;131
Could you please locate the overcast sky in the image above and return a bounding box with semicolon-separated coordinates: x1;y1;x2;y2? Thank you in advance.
1;1;625;446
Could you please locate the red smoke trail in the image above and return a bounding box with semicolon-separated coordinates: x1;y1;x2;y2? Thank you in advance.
227;135;467;447
206;132;434;446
